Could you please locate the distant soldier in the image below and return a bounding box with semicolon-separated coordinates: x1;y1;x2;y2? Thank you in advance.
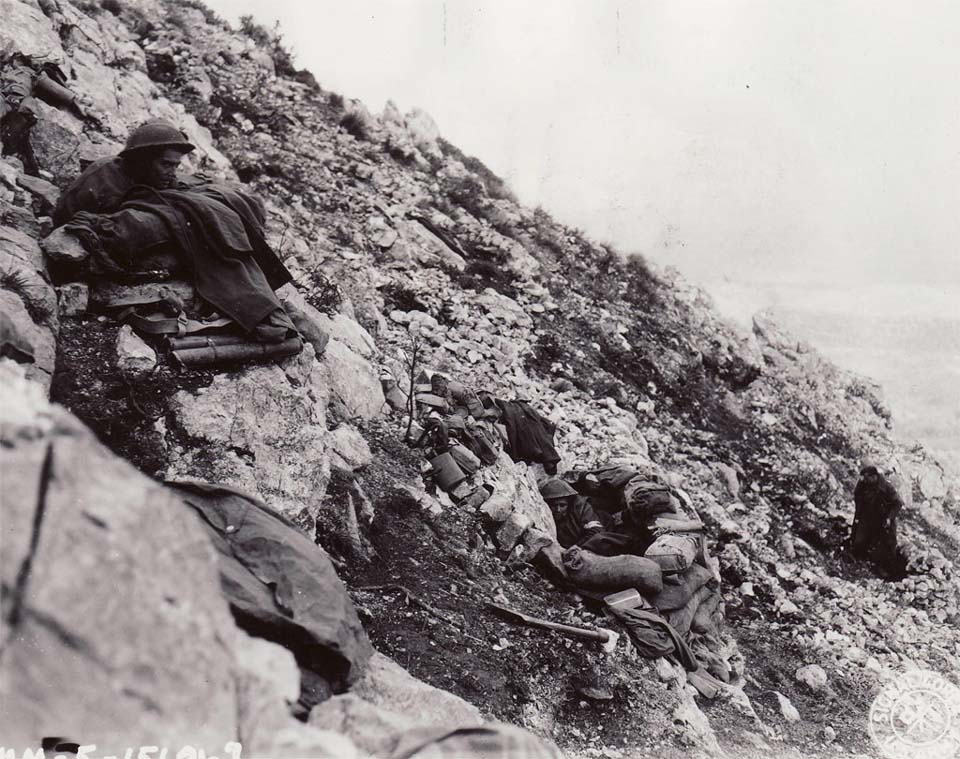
851;459;905;578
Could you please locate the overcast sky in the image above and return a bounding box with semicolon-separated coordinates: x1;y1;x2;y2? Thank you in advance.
203;0;960;320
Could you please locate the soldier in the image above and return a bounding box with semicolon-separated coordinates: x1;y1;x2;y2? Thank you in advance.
53;120;297;343
54;120;199;223
851;459;906;578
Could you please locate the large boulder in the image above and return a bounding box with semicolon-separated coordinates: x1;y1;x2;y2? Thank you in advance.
0;361;239;752
27;100;83;185
310;652;483;756
165;347;332;524
318;338;386;420
0;223;58;387
0;0;64;60
478;453;558;550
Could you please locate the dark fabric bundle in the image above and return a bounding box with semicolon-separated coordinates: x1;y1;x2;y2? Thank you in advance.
562;546;663;595
168;480;373;692
648;563;716;612
495;399;560;469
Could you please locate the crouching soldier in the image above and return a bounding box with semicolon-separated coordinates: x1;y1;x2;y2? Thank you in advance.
53;119;297;344
539;477;618;550
851;459;906;579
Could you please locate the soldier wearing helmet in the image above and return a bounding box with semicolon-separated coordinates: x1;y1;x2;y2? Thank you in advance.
52;119;297;343
539;477;607;549
54;120;197;224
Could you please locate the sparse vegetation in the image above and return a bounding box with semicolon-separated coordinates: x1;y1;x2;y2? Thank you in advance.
0;269;53;326
338;111;370;142
239;15;297;76
438;137;516;203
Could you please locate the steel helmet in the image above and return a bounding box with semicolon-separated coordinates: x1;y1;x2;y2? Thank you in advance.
539;477;578;501
120;120;195;157
860;457;879;475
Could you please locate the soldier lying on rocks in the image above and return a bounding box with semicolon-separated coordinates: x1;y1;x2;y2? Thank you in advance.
548;466;707;580
53;119;297;343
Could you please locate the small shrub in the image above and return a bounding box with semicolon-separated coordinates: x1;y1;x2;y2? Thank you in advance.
167;8;190;33
328;92;344;110
301;270;343;316
440;171;488;220
75;0;103;14
100;0;122;15
0;269;53;326
170;0;224;26
239;15;271;46
437;137;515;203
239;15;297;76
292;68;320;92
339;112;369;141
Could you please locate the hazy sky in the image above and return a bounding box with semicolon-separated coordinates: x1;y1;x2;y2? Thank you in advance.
203;1;960;319
203;1;959;462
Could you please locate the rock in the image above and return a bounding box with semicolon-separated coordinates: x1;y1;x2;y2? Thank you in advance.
115;324;157;376
315;311;377;358
27;100;83;185
496;510;532;551
1;223;46;271
0;197;42;237
234;632;360;758
377;227;399;250
778;599;801;617
0;158;20;189
477;288;533;328
823;726;837;742
0;290;56;387
719;519;744;540
395;219;466;271
716;462;740;497
404;107;442;158
329;424;373;472
167;349;332;523
918;465;947;500
262;724;359;759
310;694;414;757
752;308;812;354
56;281;88;316
477;453;558;546
795;664;828;692
235;632;301;704
672;693;722;754
480;492;514;523
16;173;60;214
318;338;385;420
774;691;801;722
41;227;89;264
0;0;64;60
0;361;240;751
347;651;483;729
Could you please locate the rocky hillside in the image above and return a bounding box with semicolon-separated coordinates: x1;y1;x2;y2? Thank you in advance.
2;0;959;757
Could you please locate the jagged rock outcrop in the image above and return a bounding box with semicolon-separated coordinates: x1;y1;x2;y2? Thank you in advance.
165;345;334;524
0;360;240;751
